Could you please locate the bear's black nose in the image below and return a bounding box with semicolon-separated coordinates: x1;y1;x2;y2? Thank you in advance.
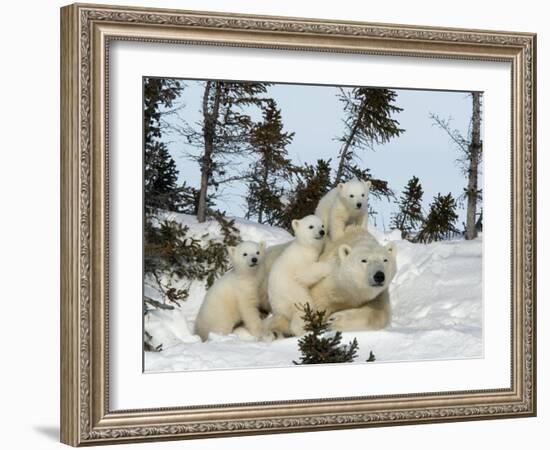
357;202;362;208
319;229;325;236
373;271;385;284
251;257;258;263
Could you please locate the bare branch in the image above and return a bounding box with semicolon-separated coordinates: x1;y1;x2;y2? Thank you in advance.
216;174;250;184
144;297;175;310
429;113;469;152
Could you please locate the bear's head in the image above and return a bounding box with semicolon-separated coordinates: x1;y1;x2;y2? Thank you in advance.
291;215;326;246
336;240;397;301
228;240;266;273
337;179;371;213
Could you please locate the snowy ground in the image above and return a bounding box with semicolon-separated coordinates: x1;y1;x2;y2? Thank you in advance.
144;213;482;372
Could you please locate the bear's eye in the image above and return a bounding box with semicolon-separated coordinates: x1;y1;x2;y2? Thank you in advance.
361;193;365;197
383;258;388;263
243;253;248;257
308;225;314;229
350;194;354;198
361;259;367;263
256;251;260;255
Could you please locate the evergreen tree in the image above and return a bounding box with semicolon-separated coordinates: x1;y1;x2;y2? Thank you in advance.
334;87;404;200
345;165;394;202
143;218;193;304
144;141;184;212
391;176;424;239
293;304;360;365
143;77;218;310
246;100;295;225
177;181;201;215
184;81;271;222
280;159;332;231
144;213;241;306
143;77;186;291
143;77;193;214
144;78;182;141
415;193;459;243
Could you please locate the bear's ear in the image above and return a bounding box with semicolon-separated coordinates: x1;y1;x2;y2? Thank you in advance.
258;240;266;253
227;246;236;259
364;180;372;190
338;244;352;262
291;219;300;233
385;242;396;256
337;183;345;191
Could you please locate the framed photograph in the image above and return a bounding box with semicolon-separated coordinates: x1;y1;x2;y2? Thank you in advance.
60;3;537;446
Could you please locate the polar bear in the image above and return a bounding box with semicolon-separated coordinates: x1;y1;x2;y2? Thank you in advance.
315;179;371;241
257;226;396;335
194;240;266;341
315;227;397;331
267;215;332;337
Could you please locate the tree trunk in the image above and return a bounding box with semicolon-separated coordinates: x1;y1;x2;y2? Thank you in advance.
258;156;269;224
197;82;222;223
465;92;482;240
334;102;367;185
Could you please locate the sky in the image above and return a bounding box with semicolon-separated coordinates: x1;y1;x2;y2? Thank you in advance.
159;80;482;232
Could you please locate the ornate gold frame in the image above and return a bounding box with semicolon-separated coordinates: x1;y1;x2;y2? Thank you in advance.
60;3;536;446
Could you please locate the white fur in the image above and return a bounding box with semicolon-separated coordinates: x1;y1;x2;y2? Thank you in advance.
267;215;331;337
257;226;397;335
315;179;371;241
194;241;266;341
316;228;398;331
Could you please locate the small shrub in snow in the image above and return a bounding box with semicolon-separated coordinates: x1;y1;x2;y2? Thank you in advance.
293;304;360;365
144;213;242;304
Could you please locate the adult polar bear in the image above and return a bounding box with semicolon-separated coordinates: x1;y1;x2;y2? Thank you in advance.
258;226;397;336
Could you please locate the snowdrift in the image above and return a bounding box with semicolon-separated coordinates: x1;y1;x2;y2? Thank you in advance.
144;213;482;372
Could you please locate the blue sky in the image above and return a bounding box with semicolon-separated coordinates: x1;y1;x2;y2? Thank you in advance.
160;80;481;232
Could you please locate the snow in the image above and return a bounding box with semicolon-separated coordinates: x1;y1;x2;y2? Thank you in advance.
155;211;294;248
144;214;482;372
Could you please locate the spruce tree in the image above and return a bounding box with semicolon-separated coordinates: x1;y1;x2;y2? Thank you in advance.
144;213;241;302
144;77;185;289
143;77;192;214
246;100;295;225
391;176;424;240
144;141;184;212
334;87;404;200
144;78;182;141
345;165;394;202
293;304;359;365
415;193;459;243
280;159;332;231
143;77;200;307
193;81;270;222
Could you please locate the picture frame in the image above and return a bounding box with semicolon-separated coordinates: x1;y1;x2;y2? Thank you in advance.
60;2;537;446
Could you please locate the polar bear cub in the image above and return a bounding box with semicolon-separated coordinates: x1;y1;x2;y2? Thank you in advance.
267;215;332;337
194;241;266;341
315;179;371;241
